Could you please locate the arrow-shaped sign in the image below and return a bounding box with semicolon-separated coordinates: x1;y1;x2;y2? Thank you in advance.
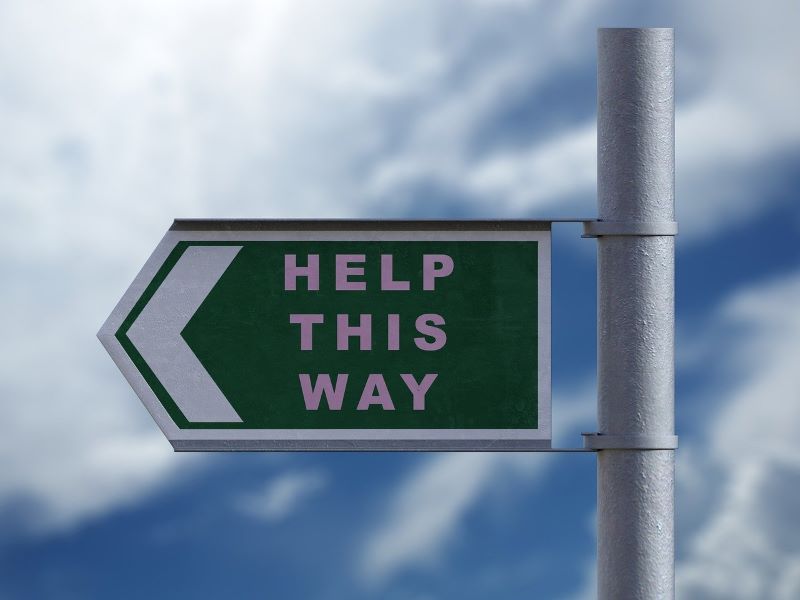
127;245;243;423
98;220;552;451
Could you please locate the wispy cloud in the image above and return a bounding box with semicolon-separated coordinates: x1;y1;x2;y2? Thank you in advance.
0;277;199;534
675;271;800;599
234;470;328;523
560;270;800;599
368;0;800;235
2;0;798;541
360;452;497;584
358;386;594;585
0;0;601;537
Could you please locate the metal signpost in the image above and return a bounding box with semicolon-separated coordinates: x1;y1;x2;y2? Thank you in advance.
593;28;676;599
98;28;675;600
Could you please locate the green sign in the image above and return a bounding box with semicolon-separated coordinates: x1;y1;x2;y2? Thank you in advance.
98;220;551;450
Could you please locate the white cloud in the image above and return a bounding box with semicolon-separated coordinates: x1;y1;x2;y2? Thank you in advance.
360;452;497;584
0;0;601;537
1;0;798;541
0;426;198;535
560;271;800;600
671;0;800;239
369;0;800;235
675;271;800;599
0;265;200;534
358;385;594;585
679;457;800;600
234;469;328;522
363;0;603;217
370;119;597;217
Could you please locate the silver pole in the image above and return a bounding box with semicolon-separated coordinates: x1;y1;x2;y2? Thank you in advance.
596;28;675;599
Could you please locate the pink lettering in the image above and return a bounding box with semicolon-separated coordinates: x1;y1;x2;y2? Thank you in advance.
414;313;446;351
337;314;372;350
380;255;410;291
289;314;324;350
357;374;394;410
387;314;400;351
422;254;454;290
336;254;366;291
285;254;319;291
299;374;348;410
400;373;438;410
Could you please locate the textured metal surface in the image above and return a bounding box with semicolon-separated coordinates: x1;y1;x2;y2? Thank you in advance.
598;451;675;598
171;219;552;231
596;28;675;599
582;220;678;237
171;439;553;452
582;433;678;450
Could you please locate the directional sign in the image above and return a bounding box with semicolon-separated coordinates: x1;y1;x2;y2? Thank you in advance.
98;220;551;450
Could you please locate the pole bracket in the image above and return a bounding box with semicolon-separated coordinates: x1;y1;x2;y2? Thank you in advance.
581;220;678;238
582;432;678;450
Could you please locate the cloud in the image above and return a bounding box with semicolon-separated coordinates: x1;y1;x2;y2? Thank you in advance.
1;0;798;541
368;0;800;236
671;0;800;238
0;0;602;538
559;271;800;600
675;271;800;599
234;469;328;523
358;385;594;585
369;119;597;218
0;427;198;536
0;261;199;535
362;0;604;217
360;452;497;584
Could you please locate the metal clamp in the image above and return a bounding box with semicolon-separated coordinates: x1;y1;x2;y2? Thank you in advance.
582;432;678;450
582;220;678;238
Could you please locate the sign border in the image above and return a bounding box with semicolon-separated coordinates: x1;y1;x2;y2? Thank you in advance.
98;220;552;451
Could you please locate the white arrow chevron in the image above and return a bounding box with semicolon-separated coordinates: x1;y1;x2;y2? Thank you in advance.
127;245;243;422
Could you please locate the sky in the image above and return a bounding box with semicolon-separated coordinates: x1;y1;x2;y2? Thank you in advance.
1;0;799;598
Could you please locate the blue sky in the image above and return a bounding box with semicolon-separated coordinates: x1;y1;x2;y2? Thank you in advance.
1;0;799;598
